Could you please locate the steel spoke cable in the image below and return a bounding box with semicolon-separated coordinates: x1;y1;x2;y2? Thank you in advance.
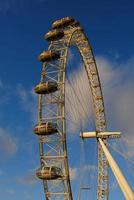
69;78;90;122
73;67;94;131
66;116;82;129
66;96;82;131
66;97;83;132
65;92;87;128
66;74;88;114
65;91;83;128
65;93;80;122
71;67;92;122
66;76;91;125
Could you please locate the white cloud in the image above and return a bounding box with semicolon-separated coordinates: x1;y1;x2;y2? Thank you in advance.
0;128;17;156
96;56;121;88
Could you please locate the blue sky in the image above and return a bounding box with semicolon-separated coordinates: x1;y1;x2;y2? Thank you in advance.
0;0;134;200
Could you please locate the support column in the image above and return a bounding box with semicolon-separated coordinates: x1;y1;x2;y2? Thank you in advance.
99;138;134;200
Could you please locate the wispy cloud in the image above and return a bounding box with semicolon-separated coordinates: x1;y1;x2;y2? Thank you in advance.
17;170;38;185
17;84;37;122
0;128;17;156
6;189;16;195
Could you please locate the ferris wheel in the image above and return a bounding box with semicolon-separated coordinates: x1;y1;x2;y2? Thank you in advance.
33;17;134;200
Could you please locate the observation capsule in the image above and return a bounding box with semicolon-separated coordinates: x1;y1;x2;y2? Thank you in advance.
38;50;60;62
34;122;58;135
52;17;75;29
45;29;64;41
36;166;63;180
34;81;58;94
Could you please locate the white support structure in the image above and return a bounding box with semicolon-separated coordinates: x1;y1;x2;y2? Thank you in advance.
99;138;134;200
80;131;121;139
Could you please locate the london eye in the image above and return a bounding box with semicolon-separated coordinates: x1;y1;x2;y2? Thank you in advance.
33;17;134;200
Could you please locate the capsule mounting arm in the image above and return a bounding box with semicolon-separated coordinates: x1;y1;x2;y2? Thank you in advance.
80;131;121;139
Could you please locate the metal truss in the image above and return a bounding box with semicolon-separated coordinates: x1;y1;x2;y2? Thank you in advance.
35;20;109;200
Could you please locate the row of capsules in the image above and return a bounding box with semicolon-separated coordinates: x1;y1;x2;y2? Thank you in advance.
34;17;80;180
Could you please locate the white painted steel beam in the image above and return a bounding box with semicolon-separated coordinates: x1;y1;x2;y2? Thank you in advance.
80;131;121;138
99;138;134;200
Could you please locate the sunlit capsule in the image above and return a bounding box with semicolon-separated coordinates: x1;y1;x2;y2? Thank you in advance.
36;166;63;180
38;50;60;62
34;81;58;94
52;16;75;29
45;29;64;41
34;122;57;135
